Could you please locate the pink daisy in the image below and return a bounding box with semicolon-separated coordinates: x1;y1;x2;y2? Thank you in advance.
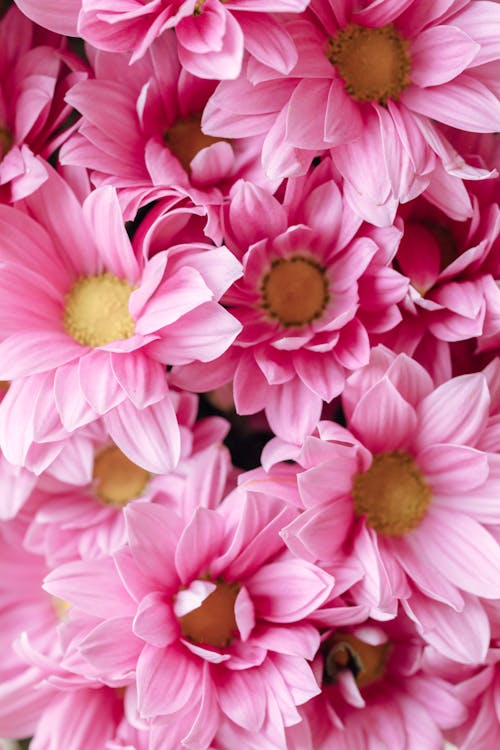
203;0;500;224
0;166;242;473
378;170;500;383
258;346;500;659
285;614;467;750
43;492;334;748
60;34;275;221
0;5;88;202
172;162;408;442
15;0;308;79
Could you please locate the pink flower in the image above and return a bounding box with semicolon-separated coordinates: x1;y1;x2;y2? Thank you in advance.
377;171;500;383
0;6;88;201
286;614;467;750
25;424;233;566
0;166;242;473
257;346;500;660
204;0;500;224
44;492;334;748
60;34;276;221
172;163;408;442
15;0;307;79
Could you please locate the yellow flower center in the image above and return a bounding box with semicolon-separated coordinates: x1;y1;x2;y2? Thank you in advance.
260;256;329;327
327;23;411;104
63;272;135;347
353;451;431;536
52;596;71;621
93;446;151;508
324;631;391;688
164;115;228;172
178;580;240;648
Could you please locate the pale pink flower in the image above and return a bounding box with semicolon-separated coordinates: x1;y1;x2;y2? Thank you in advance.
15;0;307;79
0;5;88;202
25;427;233;566
44;492;334;748
0;166;242;473
204;0;499;224
172;163;408;442
60;34;275;221
257;346;500;660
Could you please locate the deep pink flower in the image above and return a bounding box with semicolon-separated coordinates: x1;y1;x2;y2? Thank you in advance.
172;162;408;442
204;0;500;224
60;34;276;221
0;166;242;473
377;172;500;383
256;346;500;660
15;0;308;79
44;492;334;748
0;5;88;202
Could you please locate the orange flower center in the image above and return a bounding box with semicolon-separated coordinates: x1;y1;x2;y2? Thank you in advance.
324;631;391;688
0;125;12;158
178;580;240;648
63;272;135;347
353;451;431;536
327;23;411;103
164;115;228;172
260;256;329;327
93;446;150;508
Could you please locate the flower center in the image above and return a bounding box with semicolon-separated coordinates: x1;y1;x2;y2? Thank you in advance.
260;256;329;327
52;596;71;621
352;451;431;536
0;125;12;158
327;23;411;104
63;272;135;347
323;632;391;688
93;446;150;508
178;580;240;648
164;115;228;172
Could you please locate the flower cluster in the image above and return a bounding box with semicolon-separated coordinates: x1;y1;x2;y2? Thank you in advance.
0;0;499;748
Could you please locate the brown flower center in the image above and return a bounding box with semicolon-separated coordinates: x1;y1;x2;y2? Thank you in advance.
63;272;135;347
327;23;411;104
260;256;329;327
93;446;150;508
0;126;12;158
323;631;391;688
178;580;240;648
164;115;228;172
353;451;431;536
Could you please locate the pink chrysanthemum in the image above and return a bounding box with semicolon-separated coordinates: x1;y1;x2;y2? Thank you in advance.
15;0;308;79
0;6;88;202
172;163;408;442
378;172;500;382
0;166;242;473
60;34;275;221
44;492;334;748
285;614;467;750
257;346;500;660
25;426;232;566
204;0;500;224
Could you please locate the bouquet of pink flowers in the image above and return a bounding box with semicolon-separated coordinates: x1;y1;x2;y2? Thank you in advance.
0;0;499;748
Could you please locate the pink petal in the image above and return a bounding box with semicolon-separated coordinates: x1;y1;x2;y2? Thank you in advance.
174;507;226;585
410;25;480;87
349;378;417;453
247;559;333;622
79;617;142;677
0;332;81;379
125;502;181;590
265;378;323;443
417;443;489;493
104;396;181;474
133;591;179;648
216;667;266;731
136;643;198;717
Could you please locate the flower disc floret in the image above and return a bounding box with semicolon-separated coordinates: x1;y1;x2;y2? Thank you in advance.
353;451;431;536
93;446;151;508
164;115;228;173
327;23;412;104
178;579;240;648
260;256;329;327
323;631;391;689
63;272;135;347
